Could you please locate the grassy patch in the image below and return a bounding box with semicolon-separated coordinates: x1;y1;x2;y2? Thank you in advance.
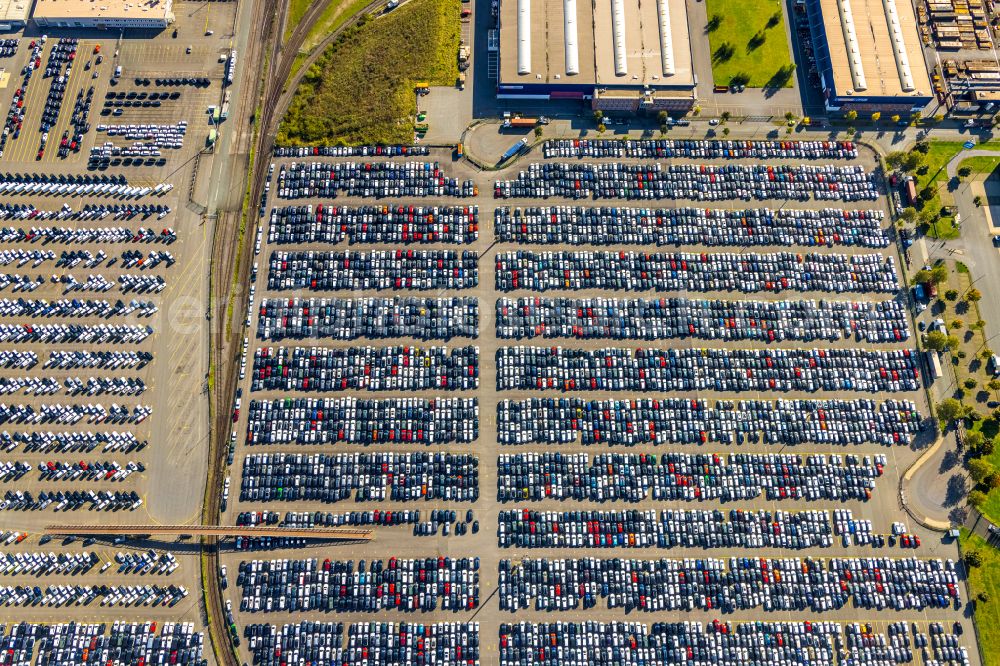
277;0;460;146
961;529;998;665
288;0;372;81
703;0;793;88
285;0;314;42
960;155;1000;179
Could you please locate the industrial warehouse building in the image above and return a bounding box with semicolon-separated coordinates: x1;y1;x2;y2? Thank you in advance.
0;0;30;30
32;0;174;29
805;0;932;113
496;0;697;112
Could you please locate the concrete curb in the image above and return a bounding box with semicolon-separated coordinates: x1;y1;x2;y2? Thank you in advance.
899;435;953;532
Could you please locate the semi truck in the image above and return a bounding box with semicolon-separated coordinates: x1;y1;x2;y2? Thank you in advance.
500;138;528;163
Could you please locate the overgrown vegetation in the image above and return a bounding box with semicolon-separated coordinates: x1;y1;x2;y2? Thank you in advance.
960;529;996;665
277;0;461;146
703;0;793;88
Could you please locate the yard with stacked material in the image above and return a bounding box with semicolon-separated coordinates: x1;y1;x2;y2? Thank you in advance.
703;0;794;88
277;0;461;146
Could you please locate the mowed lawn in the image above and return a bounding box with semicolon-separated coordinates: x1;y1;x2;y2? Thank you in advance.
704;0;794;88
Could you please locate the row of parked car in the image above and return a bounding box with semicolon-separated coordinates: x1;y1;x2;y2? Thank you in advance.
267;250;479;292
495;347;920;394
268;205;479;245
0;430;144;454
0;204;172;222
0;323;152;344
495;250;898;294
0;173;169;199
34;459;143;482
257;296;479;342
494;206;888;248
245;397;479;445
274;145;430;157
497;398;922;447
0;403;151;426
250;345;480;393
44;350;152;370
541;139;860;160
1;488;143;511
496;452;884;503
1;622;204;666
497;556;960;612
276;162;476;199
496;297;908;344
497;621;969;666
0;551;99;575
494;163;878;201
497;508;894;550
237;557;479;613
1;225;176;244
240;452;479;503
0;298;157;319
0;376;144;396
244;621;477;666
238;509;426;528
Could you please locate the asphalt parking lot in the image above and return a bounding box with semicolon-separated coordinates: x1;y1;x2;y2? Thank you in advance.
0;0;235;652
218;140;982;665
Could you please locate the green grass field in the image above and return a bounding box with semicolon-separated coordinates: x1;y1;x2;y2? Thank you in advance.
277;0;461;146
288;0;374;81
703;0;794;88
285;0;313;42
960;529;995;665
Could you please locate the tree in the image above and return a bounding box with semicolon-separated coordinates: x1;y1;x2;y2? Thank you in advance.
902;152;923;172
959;165;973;179
844;110;858;122
945;289;959;301
886;152;905;169
969;458;994;484
930;264;949;285
900;206;917;223
966;430;985;450
947;334;961;350
973;320;987;331
534;126;543;138
951;319;964;330
966;550;985;568
967;288;982;303
911;111;922;125
987;471;1000;489
965;377;979;390
987;379;1000;392
593;110;604;124
766;10;782;28
657;111;668;125
975;195;984;207
721;111;731;123
891;114;901;124
914;141;930;153
969;489;988;508
982;348;995;361
979;591;991;603
982;439;996;456
913;269;932;285
785;111;795;122
707;13;722;31
722;127;730;136
871;111;881;123
919;186;936;202
597;123;606;134
937;397;967;422
925;331;949;351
